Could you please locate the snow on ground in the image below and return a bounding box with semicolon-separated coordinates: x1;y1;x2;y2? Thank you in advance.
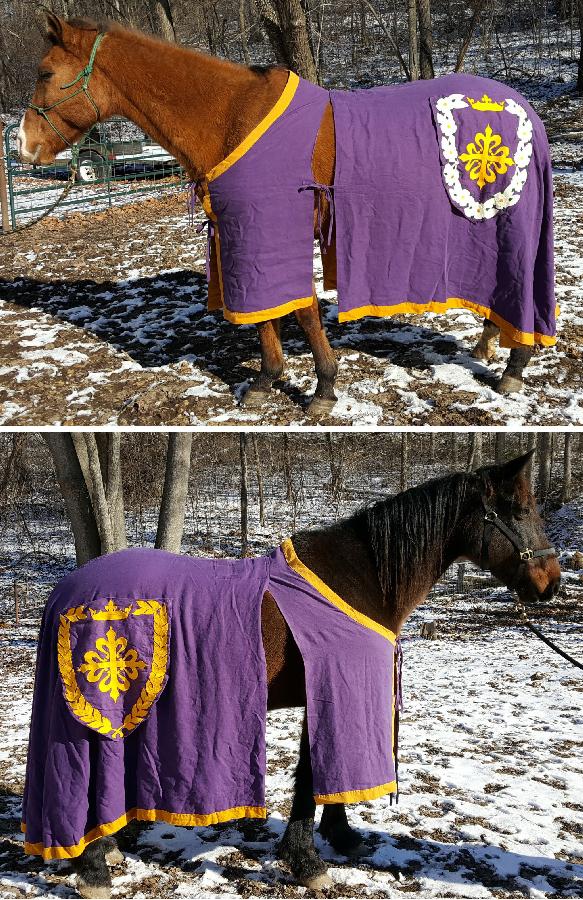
0;492;582;898
0;604;581;898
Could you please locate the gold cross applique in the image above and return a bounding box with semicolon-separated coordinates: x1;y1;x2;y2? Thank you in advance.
459;125;514;189
78;627;146;701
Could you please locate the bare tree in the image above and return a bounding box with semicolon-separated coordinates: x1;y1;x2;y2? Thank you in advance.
537;431;552;503
494;432;506;463
251;434;266;527
562;433;573;503
257;0;318;81
467;432;482;469
454;0;488;72
43;434;102;565
155;433;193;552
400;433;409;490
407;0;420;79
578;0;583;93
150;0;176;42
240;433;250;556
417;0;434;77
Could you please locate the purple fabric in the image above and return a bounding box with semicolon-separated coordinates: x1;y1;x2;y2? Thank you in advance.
207;76;329;319
22;544;397;859
330;73;555;343
268;547;396;799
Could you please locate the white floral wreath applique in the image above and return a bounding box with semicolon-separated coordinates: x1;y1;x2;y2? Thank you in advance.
434;93;534;221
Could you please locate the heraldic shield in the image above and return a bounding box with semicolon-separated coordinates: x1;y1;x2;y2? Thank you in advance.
431;91;534;221
57;596;171;740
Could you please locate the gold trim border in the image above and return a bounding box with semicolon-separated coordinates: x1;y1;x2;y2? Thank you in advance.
22;805;267;861
281;539;396;645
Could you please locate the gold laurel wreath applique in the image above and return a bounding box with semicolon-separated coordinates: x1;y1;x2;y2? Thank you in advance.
112;601;169;739
57;608;114;736
57;601;169;740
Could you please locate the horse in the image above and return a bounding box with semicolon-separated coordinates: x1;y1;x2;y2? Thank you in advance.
17;14;549;418
22;449;560;897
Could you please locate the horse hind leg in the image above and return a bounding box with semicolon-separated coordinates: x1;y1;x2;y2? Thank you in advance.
498;346;533;394
471;318;499;362
279;716;333;889
294;296;338;418
73;836;121;899
319;803;366;856
242;319;284;407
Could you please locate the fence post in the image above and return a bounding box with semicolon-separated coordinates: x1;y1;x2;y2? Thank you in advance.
14;582;20;626
0;119;11;233
456;563;465;594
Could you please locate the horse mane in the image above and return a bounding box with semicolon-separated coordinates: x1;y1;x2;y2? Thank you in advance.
357;472;475;605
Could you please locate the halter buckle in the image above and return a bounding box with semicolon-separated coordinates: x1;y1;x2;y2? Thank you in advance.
520;549;534;561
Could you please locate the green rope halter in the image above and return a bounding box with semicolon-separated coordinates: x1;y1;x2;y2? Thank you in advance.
28;32;107;155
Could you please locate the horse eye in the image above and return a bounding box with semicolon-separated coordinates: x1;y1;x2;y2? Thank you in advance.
38;70;53;82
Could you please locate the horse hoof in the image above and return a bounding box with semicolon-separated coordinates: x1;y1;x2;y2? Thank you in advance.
307;397;336;418
497;374;523;394
301;873;334;890
77;880;111;900
241;388;269;408
105;848;124;866
344;841;367;857
471;342;496;363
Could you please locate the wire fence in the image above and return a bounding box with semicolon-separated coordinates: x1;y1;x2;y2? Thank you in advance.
1;117;187;231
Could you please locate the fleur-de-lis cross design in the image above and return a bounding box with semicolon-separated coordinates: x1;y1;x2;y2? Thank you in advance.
459;125;514;189
78;627;146;701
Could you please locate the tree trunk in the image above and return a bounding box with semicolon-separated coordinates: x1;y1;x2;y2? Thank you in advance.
155;433;192;552
240;434;250;557
578;0;583;93
494;432;506;464
105;434;127;549
407;0;420;79
454;0;487;72
400;434;409;491
150;0;176;42
537;431;552;503
525;431;537;485
251;435;266;527
417;0;434;78
84;434;115;554
562;433;572;504
467;432;482;470
43;434;102;565
283;433;293;501
259;0;319;81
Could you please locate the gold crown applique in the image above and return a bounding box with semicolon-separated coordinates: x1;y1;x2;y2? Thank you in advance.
89;599;132;621
466;94;505;112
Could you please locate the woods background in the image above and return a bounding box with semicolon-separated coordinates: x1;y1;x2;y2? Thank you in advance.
0;431;580;593
1;0;582;112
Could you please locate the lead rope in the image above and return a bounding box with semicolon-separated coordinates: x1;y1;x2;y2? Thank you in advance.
513;598;583;671
2;145;79;235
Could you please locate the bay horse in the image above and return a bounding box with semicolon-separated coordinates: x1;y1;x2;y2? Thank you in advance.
18;15;537;418
35;449;559;897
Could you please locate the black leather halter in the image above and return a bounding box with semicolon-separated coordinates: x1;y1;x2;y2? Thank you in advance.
480;492;556;570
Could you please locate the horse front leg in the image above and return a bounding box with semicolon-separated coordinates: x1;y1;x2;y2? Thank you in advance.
498;346;534;394
294;297;338;418
242;319;285;406
279;716;333;889
319;803;366;856
72;835;122;899
471;318;499;362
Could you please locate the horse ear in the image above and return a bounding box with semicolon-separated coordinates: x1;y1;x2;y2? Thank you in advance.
480;450;535;495
45;11;65;45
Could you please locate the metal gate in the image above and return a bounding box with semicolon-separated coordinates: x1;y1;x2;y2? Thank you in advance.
2;117;186;230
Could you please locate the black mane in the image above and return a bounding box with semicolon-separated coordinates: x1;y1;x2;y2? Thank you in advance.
357;471;475;604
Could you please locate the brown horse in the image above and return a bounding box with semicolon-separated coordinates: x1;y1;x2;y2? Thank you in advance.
61;450;560;897
18;14;534;417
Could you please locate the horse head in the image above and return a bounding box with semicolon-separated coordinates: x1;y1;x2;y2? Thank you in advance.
467;451;561;604
18;14;113;166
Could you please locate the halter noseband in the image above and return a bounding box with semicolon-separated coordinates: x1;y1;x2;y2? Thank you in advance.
28;32;107;151
479;487;556;570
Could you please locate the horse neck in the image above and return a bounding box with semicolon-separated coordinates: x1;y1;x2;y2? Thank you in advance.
94;29;288;177
293;482;470;636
